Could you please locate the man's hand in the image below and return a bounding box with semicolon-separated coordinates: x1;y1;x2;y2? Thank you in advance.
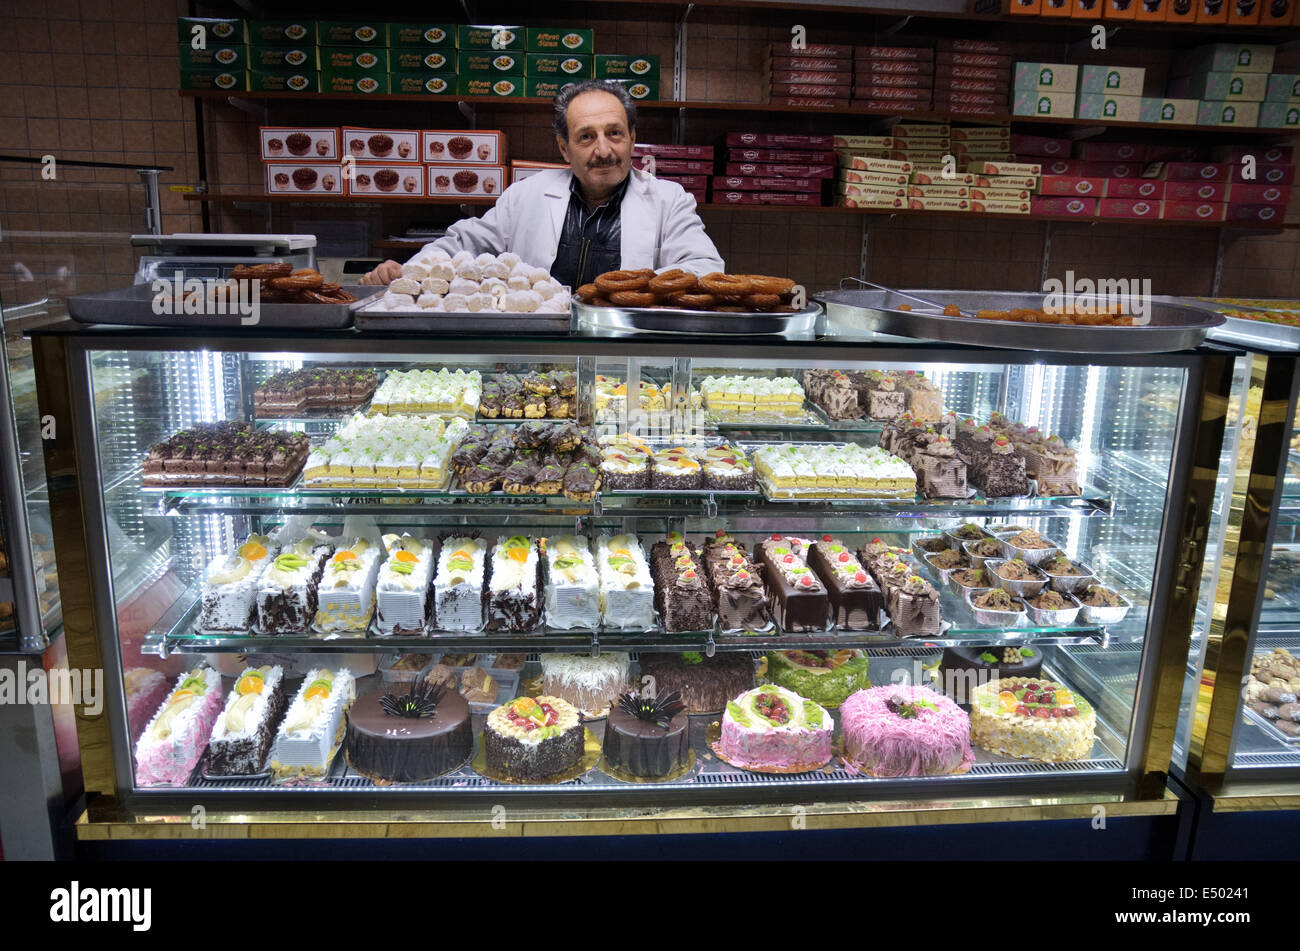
360;260;402;285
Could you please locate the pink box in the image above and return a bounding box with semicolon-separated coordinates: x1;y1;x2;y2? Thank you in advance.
1010;133;1071;157
1040;159;1085;176
1228;182;1292;203
633;144;716;158
1031;196;1098;217
1097;197;1162;219
1104;178;1166;199
726;132;835;147
1039;175;1106;196
1165;180;1229;201
346;163;424;197
425;165;505;197
1231;163;1295;185
1143;144;1202;162
712;175;823;192
658;174;709;189
1078;161;1144;178
633;157;712;174
421;130;506;164
713;190;822;205
1161;200;1227;221
685;189;708;204
1225;203;1288;222
724;163;835;178
1158;162;1230;182
266;163;343;195
1214;145;1293;164
341;127;421;163
260;127;339;161
1074;141;1144;162
729;148;834;163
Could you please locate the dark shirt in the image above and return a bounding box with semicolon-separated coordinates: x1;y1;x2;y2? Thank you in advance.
549;172;629;290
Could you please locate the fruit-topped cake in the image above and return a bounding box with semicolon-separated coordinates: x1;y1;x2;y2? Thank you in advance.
649;537;713;632
487;535;541;632
206;665;288;776
315;536;383;633
764;649;871;708
538;652;630;716
434;536;487;631
755;535;830;632
807;537;885;631
543;535;600;630
938;646;1043;703
602;689;691;779
256;534;332;634
345;680;473;783
483;695;586;781
969;676;1096;762
595;534;655;630
716;684;834;774
887;575;942;637
134;667;225;786
637;651;756;715
376;534;435;634
269;668;357;780
840;685;975;778
199;533;276;631
702;445;754;491
980;435;1029;498
915;434;968;500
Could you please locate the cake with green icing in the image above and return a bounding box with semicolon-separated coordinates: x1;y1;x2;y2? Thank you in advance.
763;649;870;708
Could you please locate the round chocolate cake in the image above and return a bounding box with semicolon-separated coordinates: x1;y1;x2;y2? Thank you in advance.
345;683;472;783
637;651;756;715
939;645;1043;704
602;691;691;778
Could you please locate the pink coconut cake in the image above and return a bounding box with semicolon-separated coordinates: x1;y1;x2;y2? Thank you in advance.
133;667;224;786
840;684;974;778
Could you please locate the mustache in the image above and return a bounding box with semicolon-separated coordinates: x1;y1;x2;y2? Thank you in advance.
588;157;620;168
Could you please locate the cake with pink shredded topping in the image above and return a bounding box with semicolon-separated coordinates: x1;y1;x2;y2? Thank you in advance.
840;685;974;778
124;667;171;742
133;667;224;786
714;684;833;774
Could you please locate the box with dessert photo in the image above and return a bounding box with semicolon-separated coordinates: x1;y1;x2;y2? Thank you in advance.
346;164;425;197
426;165;505;197
341;127;421;163
423;130;506;164
260;128;338;161
265;164;343;194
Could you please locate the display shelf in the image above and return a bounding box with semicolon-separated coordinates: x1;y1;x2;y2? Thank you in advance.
184;192;495;206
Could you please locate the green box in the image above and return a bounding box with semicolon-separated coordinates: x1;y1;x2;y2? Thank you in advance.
1079;65;1145;97
318;22;389;47
594;54;660;81
1196;100;1260;127
1178;43;1275;75
320;47;388;71
456;74;526;97
178;68;248;92
1260;101;1300;128
1179;71;1269;102
1012;89;1076;117
609;78;659;101
526;28;594;55
1268;75;1300;101
177;42;246;69
249;46;317;69
248;20;316;46
391;72;456;95
1075;93;1142;122
456;25;525;50
458;50;525;74
526;53;592;77
320;68;389;95
391;49;453;72
1012;63;1078;93
1139;97;1198;124
390;24;455;48
526;76;581;98
250;68;319;93
177;17;245;44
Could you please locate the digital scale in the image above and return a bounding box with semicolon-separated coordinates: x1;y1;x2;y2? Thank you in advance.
130;233;317;285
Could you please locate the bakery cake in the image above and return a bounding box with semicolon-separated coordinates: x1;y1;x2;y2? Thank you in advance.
764;649;871;708
980;435;1030;498
702;533;770;631
896;370;944;421
717;685;833;774
803;369;863;420
887;574;943;637
915;434;968;499
840;685;975;777
376;534;435;634
487;535;541;632
856;370;905;420
756;535;829;632
939;646;1043;704
543;535;600;630
124;668;171;742
206;665;288;776
315;537;382;633
595;534;655;631
198;534;276;631
969;676;1096;762
649;536;713;632
602;690;691;779
637;651;756;714
134;667;224;786
483;695;586;781
434;536;487;631
807;537;884;630
538;652;630;715
269;668;357;780
256;534;332;634
345;680;473;783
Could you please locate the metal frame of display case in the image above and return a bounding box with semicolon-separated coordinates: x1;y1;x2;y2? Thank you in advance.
30;324;1235;840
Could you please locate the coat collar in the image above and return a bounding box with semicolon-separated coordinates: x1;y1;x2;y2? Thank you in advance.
543;167;650;242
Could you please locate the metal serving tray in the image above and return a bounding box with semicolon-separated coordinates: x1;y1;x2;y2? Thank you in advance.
352;296;573;335
816;289;1222;353
574;301;822;338
67;284;376;329
1195;300;1300;350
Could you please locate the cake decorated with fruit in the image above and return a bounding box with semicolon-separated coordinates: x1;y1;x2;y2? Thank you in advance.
199;534;276;631
715;684;833;773
764;649;871;708
938;645;1043;704
134;667;225;785
483;695;586;781
269;668;356;780
206;665;288;775
969;676;1095;761
840;685;974;778
345;680;473;783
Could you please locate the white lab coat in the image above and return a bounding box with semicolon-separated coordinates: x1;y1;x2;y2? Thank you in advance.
425;167;725;276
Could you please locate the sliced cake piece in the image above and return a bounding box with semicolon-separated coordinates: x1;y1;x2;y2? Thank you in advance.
376;534;436;634
134;667;224;786
269;668;356;780
256;534;332;634
315;537;383;633
487;535;541;632
434;536;487;632
544;535;600;630
596;534;656;631
206;665;288;776
198;534;276;631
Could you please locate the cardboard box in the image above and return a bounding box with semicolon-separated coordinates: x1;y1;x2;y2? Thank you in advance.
857;60;935;77
713;176;822;192
391;73;456;95
1260;101;1300;128
1013;90;1077;116
1228;182;1292;202
1262;0;1294;21
1233;163;1296;184
949;126;1011;141
840;169;912;186
1140;97;1199;123
342;128;421;163
1171;71;1269;101
427;165;506;197
1145;144;1201;162
972;197;1032;213
423;130;506;164
265;163;342;195
1135;0;1167;20
1041;0;1072;17
727;133;835;148
854;46;934;61
733;148;833;162
1075;160;1142;177
1267;75;1300;100
724;163;835;178
320;70;389;95
635;158;713;173
458;51;525;74
1013;63;1079;92
656;174;709;189
939;52;1013;68
1011;133;1072;157
178;17;245;44
177;43;247;69
320;48;387;71
318;22;388;47
1103;0;1138;17
1032;195;1098;216
1166;180;1229;200
457;26;525;50
910;169;973;185
390;24;455;48
966;160;1042;176
1158;161;1230;181
888;123;950;137
249;46;316;70
455;75;525;97
1194;0;1228;22
1079;65;1146;95
907;183;972;197
833;136;897;149
1226;203;1288;222
778;82;859;97
713;190;822;205
907;197;973;211
971;185;1035;200
1071;0;1104;16
1105;178;1165;198
526;28;594;54
1162;199;1226;220
610;79;660;101
1164;0;1196;20
836;196;908;209
1196;101;1261;126
836;182;909;198
260;127;339;161
1040;174;1107;195
1097;197;1161;217
178;68;248;91
1228;0;1262;21
767;43;851;58
1175;43;1276;75
977;173;1041;189
248;21;315;45
511;159;565;184
347;163;425;197
1077;94;1143;121
837;155;913;173
1076;141;1144;160
635;144;717;158
594;54;660;80
766;55;854;72
525;77;580;98
1008;0;1044;14
1042;159;1086;175
391;49;453;72
250;69;320;93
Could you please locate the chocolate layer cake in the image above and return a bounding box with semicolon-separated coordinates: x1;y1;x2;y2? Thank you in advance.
887;575;943;636
756;537;829;632
483;696;586;781
855;370;905;420
142;422;310;488
939;646;1043;704
804;369;863;420
650;537;713;631
807;538;884;631
702;534;771;631
254;368;377;417
602;691;691;778
637;652;756;714
916;435;968;499
981;436;1029;497
345;683;473;783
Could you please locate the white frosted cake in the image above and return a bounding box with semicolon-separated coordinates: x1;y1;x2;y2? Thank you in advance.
198;534;276;631
314;537;382;633
206;665;287;776
596;534;656;631
269;668;356;780
488;535;541;632
544;535;600;630
256;535;332;634
538;652;630;715
434;536;487;631
134;667;224;786
376;534;435;634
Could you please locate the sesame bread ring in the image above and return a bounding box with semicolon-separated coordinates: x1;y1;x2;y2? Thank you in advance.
595;269;653;295
745;274;796;296
242;262;294;279
700;272;753;295
576;283;600;301
667;292;716;309
270;269;324;291
648;268;698;294
589;296;614;307
712;305;750;312
609;290;659;308
743;293;782;310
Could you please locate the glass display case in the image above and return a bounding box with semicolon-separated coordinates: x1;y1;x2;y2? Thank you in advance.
31;325;1228;834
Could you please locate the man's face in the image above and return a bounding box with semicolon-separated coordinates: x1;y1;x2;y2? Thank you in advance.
556;91;635;198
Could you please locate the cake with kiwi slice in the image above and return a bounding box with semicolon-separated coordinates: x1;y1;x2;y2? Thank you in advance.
714;684;833;774
763;649;870;708
938;645;1042;705
134;667;225;786
269;668;356;780
206;665;288;775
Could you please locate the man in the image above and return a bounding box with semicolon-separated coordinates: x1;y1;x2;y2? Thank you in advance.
361;80;723;286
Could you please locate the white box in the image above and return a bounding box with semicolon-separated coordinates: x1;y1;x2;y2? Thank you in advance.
260;127;339;161
341;127;421;162
346;163;425;197
426;165;506;197
266;164;343;195
423;129;507;164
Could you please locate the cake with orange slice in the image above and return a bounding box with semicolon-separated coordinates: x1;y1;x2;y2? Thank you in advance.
198;533;276;631
969;676;1096;762
206;665;287;775
434;536;487;631
543;535;599;630
483;695;586;781
134;667;224;785
269;667;356;780
256;533;332;634
376;534;435;634
314;536;382;633
488;535;541;631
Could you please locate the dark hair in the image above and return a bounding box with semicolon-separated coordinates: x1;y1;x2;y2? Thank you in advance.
552;80;637;141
